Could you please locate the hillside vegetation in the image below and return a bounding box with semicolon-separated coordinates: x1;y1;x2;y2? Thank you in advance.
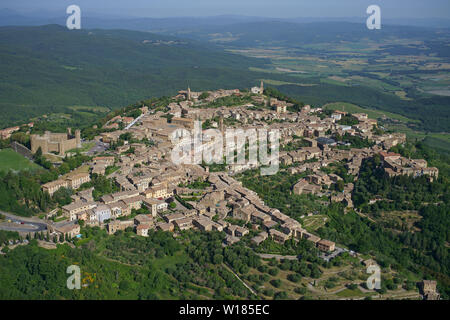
0;25;271;128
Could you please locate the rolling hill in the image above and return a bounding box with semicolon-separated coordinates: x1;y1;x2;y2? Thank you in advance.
0;25;271;128
158;21;449;47
0;22;448;134
157;21;450;133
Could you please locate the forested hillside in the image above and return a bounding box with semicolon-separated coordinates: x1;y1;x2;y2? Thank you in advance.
0;25;271;128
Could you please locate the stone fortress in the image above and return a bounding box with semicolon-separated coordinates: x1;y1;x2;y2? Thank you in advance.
30;128;81;155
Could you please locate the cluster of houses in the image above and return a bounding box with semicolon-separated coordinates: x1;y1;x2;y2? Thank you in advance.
380;151;439;181
0;122;33;139
36;85;437;256
42;172;91;196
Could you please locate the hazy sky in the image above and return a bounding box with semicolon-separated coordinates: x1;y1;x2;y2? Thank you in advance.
3;0;450;19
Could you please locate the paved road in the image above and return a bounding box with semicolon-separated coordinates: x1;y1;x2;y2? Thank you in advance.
125;112;146;130
0;211;48;232
307;282;349;296
87;140;109;155
320;246;345;262
257;246;352;263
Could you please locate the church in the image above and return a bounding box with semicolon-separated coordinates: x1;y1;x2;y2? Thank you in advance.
251;80;264;95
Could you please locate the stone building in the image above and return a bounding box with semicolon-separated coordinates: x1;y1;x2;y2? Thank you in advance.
31;128;81;155
41;172;90;196
317;239;336;252
107;220;134;235
420;280;440;300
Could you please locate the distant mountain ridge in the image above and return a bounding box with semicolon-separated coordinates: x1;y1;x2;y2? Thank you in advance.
155;20;447;47
1;9;450;29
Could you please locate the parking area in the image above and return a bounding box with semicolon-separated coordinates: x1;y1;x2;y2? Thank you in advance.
87;140;109;155
319;246;346;262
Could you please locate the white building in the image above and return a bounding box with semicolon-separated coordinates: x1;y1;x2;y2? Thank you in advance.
94;204;111;223
251;81;264;95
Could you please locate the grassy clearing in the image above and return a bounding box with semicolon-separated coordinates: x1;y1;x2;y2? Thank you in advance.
336;287;365;298
0;148;40;172
67;141;95;153
151;250;189;269
377;210;422;233
43;153;63;163
301;215;328;232
394;90;413;100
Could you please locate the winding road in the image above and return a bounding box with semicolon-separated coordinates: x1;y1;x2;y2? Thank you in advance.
0;211;48;233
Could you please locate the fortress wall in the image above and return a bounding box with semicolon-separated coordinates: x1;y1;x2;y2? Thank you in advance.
49;133;69;143
47;141;60;154
60;139;78;154
31;130;82;155
10;141;33;160
30;137;49;154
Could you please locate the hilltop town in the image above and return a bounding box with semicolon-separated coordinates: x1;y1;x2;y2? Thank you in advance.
1;2;449;305
18;84;434;252
0;83;443;300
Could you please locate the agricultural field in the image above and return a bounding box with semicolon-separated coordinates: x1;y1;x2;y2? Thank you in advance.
301;215;328;232
236;37;448;96
187;22;449;135
376;211;422;233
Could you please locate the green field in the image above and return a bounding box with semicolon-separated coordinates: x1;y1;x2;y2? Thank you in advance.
202;22;450;133
322;102;417;123
0;148;40;172
67;141;95;153
336;288;367;298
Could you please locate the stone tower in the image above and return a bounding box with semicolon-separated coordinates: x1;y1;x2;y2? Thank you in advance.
187;86;191;101
260;80;264;94
75;129;81;148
